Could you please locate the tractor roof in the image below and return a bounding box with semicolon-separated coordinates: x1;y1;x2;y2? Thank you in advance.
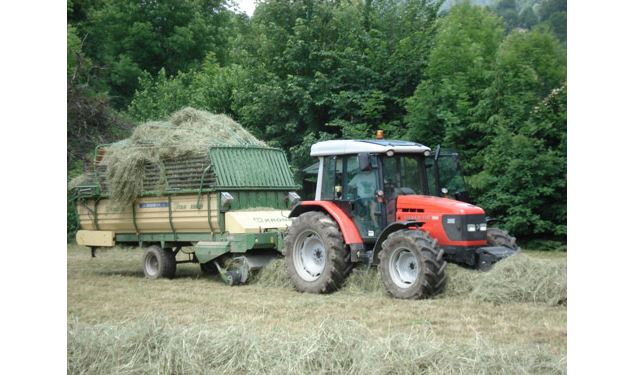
310;139;431;157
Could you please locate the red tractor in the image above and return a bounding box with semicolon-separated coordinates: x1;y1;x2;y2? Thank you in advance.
284;135;519;299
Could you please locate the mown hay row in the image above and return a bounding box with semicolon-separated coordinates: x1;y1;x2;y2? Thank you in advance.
470;253;567;306
250;258;293;289
68;318;565;375
253;254;567;306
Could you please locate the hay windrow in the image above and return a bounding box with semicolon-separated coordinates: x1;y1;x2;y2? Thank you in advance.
253;253;566;305
74;107;266;207
439;264;484;297
342;267;384;295
251;259;293;289
68;317;565;374
470;253;567;306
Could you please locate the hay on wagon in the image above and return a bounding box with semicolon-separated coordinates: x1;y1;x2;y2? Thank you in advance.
71;107;266;208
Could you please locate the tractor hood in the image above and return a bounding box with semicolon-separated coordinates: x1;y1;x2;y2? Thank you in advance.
396;195;485;216
395;195;488;247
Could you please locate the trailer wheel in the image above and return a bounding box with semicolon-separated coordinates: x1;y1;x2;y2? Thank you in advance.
486;228;520;251
285;211;351;294
379;230;446;299
142;245;176;279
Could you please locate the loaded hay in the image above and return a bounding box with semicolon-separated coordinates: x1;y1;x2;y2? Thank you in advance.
74;107;266;208
68;173;96;191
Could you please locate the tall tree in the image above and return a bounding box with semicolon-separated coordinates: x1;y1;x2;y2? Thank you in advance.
406;2;504;174
79;0;233;107
471;29;566;238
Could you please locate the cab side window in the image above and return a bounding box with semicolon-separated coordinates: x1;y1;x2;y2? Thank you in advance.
321;156;336;199
321;156;344;200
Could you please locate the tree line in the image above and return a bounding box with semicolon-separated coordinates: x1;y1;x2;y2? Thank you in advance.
67;0;566;243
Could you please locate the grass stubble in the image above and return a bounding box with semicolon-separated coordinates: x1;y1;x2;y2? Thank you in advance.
67;245;566;374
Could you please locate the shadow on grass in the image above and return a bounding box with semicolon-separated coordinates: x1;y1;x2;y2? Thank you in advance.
92;269;213;281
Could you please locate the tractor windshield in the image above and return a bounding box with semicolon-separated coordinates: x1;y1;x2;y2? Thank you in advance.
380;154;425;199
428;149;468;199
439;151;467;196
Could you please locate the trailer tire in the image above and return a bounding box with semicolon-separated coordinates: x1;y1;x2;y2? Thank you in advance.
285;211;351;294
379;230;446;299
486;228;520;251
143;245;176;279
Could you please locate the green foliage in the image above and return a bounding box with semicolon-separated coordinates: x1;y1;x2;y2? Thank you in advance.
68;0;567;240
406;3;504;174
483;27;565;129
471;30;565;237
127;0;441;152
289;131;337;179
492;0;520;31
67;191;79;242
78;0;234;107
473;84;566;237
67;25;83;79
490;0;566;43
128;54;249;121
406;5;566;238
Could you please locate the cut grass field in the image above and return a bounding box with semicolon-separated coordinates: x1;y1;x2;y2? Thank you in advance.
67;244;566;374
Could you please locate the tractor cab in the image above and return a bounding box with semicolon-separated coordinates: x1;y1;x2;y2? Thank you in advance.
285;137;520;300
311;139;433;241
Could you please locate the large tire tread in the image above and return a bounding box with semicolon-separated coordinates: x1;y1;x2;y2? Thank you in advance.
378;230;447;299
143;245;176;279
284;211;352;294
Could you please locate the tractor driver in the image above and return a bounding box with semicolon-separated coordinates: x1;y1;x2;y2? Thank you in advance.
348;168;379;227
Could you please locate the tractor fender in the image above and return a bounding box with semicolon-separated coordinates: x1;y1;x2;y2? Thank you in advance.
371;221;424;264
289;201;363;245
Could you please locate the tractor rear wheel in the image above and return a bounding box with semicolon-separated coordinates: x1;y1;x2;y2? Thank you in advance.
142;245;176;279
486;228;520;251
379;230;446;299
284;211;351;294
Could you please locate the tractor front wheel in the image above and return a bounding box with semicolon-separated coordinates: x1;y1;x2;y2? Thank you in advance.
379;230;446;299
284;211;351;294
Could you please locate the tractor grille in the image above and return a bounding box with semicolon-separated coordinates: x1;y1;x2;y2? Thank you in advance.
442;214;487;241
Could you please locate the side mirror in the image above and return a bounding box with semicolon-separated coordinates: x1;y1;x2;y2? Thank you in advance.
358;153;371;171
434;145;441;161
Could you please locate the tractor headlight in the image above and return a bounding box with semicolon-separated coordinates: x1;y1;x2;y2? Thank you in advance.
467;224;476;232
479;223;487;231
